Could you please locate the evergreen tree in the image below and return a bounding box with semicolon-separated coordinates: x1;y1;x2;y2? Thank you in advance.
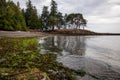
0;0;26;30
30;6;40;29
49;0;58;31
48;15;57;30
17;1;20;8
21;9;25;18
0;0;6;9
63;14;67;29
25;0;41;29
0;0;87;31
25;0;33;28
37;16;42;30
0;0;6;20
0;0;6;29
50;0;57;16
41;6;49;31
56;12;63;29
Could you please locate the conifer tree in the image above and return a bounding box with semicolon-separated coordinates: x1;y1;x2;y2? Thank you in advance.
0;0;26;30
41;6;49;31
25;0;33;28
49;0;58;31
56;12;63;29
25;0;41;29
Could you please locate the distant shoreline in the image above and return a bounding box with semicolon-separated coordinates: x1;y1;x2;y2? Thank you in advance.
0;29;120;38
45;29;120;36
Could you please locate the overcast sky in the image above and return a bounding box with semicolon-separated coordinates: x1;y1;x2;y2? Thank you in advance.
12;0;120;24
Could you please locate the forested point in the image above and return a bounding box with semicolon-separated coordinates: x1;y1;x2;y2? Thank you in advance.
0;0;87;31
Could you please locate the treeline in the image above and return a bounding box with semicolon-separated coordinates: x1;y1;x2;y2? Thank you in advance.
0;0;26;31
0;0;87;31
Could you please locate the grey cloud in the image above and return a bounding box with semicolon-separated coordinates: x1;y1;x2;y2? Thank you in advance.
11;0;120;24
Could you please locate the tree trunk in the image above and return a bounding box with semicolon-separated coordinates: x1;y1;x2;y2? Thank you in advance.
52;25;54;31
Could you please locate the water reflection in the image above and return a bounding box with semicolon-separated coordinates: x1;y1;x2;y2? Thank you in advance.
40;36;87;56
39;36;120;80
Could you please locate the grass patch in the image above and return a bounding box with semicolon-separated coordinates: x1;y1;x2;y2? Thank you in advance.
0;38;86;80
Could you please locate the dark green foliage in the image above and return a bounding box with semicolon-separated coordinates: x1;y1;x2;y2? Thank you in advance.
75;70;86;77
24;0;42;29
41;0;59;31
66;13;83;23
66;13;87;29
48;15;57;30
41;6;49;31
0;0;26;31
0;0;6;12
0;0;87;31
57;12;64;29
17;1;20;8
25;0;33;27
49;0;58;31
50;0;57;16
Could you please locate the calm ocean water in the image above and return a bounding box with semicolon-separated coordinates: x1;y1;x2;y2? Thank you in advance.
39;36;120;80
86;23;120;33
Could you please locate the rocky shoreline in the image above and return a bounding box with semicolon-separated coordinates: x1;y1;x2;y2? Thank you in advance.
0;31;48;38
0;29;120;38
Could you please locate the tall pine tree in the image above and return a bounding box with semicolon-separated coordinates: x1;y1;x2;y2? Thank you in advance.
56;12;63;29
25;0;41;29
41;6;49;31
49;0;58;31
